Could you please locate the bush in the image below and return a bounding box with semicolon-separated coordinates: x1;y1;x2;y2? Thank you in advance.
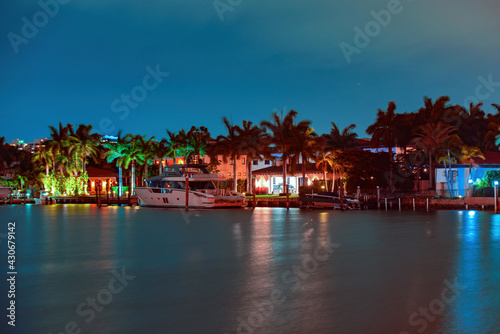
255;187;268;195
475;170;500;189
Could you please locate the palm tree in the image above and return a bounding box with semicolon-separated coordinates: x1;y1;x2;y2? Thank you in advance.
459;103;488;149
137;136;156;185
411;122;459;190
0;137;15;173
47;122;73;174
486;104;500;150
216;117;242;192
166;129;188;163
236;120;268;193
151;139;172;174
323;122;357;191
103;134;127;196
186;126;211;162
293;125;318;188
416;96;452;126
32;145;54;176
460;145;485;196
68;124;101;174
366;102;397;191
261;110;311;197
324;122;358;152
121;135;146;195
315;149;335;191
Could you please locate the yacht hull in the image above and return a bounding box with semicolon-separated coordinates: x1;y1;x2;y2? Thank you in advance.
135;188;215;208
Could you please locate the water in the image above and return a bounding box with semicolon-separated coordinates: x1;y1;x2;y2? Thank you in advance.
1;205;500;334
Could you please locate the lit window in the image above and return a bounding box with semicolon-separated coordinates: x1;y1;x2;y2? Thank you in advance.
228;172;231;176
243;173;246;176
230;159;234;165
242;158;245;164
238;172;241;176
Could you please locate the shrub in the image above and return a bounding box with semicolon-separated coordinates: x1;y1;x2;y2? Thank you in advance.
255;187;268;195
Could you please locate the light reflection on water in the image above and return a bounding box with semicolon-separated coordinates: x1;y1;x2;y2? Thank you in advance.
1;205;500;333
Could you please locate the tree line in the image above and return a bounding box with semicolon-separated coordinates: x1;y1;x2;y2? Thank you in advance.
1;95;499;196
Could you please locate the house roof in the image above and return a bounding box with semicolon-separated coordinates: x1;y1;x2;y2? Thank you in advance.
438;151;500;168
86;167;119;178
354;138;372;147
253;164;323;176
476;151;500;164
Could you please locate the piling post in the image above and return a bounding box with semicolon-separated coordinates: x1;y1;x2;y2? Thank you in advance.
495;181;499;214
413;198;415;211
377;186;380;210
286;184;290;210
98;180;102;208
398;198;401;211
385;197;388;211
426;198;429;212
185;175;189;211
252;176;256;208
106;179;110;205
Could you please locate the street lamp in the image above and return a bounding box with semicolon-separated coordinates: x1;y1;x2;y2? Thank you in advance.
495;181;498;214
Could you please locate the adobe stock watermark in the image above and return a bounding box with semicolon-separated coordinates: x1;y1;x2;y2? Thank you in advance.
339;0;412;64
399;278;465;334
463;74;500;106
225;236;341;334
49;267;135;334
98;64;169;135
7;0;70;54
213;0;244;22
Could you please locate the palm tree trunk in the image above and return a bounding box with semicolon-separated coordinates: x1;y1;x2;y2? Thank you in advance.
339;182;344;210
323;171;327;190
389;147;393;192
302;152;306;187
331;172;336;193
131;163;135;195
429;152;433;189
283;158;288;194
416;164;421;191
159;158;163;174
232;155;237;192
246;160;252;193
447;152;454;197
45;164;49;176
83;158;86;174
144;161;148;185
118;167;123;197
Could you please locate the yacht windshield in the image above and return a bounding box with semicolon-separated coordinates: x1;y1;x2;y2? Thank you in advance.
188;181;216;190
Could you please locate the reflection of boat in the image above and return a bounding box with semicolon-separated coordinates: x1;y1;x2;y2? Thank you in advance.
299;192;361;210
135;164;247;208
0;187;11;200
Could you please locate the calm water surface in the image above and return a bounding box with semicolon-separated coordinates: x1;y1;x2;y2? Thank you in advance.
1;205;500;334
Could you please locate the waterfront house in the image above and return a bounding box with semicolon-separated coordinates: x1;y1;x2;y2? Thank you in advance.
435;151;500;197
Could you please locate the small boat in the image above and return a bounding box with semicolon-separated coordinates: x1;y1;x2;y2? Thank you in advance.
135;164;247;208
299;192;361;210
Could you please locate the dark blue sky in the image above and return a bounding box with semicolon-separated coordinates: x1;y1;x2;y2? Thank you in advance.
1;0;500;142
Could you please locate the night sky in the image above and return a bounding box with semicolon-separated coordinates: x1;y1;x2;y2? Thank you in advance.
1;0;500;142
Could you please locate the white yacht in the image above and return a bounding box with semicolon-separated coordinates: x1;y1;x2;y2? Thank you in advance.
135;164;247;208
